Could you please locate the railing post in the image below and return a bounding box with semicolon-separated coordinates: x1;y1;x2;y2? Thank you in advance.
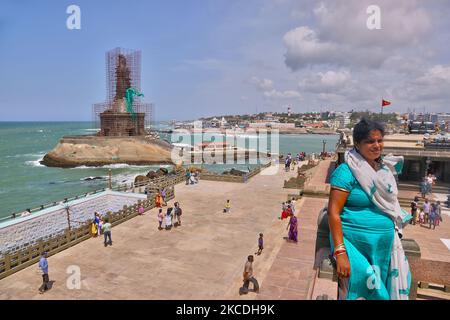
4;254;11;271
38;240;44;255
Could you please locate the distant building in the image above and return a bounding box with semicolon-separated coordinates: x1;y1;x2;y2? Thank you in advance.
437;113;450;123
248;122;295;129
334;112;351;129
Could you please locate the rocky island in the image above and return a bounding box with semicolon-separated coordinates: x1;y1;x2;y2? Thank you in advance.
41;135;174;168
41;47;175;169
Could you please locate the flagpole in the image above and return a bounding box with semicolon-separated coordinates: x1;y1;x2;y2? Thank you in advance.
381;98;383;115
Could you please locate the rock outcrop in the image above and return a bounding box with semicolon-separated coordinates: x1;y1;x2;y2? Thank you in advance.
41;135;175;168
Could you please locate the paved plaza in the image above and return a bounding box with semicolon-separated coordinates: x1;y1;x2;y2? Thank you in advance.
0;164;299;299
1;160;449;300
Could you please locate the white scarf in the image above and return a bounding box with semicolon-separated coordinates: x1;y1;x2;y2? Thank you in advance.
345;149;411;300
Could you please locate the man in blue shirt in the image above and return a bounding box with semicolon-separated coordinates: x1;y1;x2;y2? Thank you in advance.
38;252;49;293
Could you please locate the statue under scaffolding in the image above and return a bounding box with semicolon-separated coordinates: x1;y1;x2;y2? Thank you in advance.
93;47;153;136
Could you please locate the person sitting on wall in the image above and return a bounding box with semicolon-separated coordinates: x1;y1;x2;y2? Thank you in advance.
327;118;411;300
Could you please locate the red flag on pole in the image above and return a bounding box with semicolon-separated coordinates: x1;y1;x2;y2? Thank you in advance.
382;99;391;107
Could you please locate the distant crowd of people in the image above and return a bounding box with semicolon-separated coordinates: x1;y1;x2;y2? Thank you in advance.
283;152;307;172
185;169;199;185
410;197;443;230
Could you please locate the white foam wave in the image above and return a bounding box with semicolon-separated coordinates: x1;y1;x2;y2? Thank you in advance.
7;152;47;159
83;129;100;132
80;176;108;181
25;156;45;167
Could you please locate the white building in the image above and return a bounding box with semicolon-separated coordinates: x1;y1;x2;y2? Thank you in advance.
248;122;295;129
333;112;351;129
437;113;450;123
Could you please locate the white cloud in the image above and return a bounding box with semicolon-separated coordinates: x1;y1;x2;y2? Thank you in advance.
318;70;350;87
264;89;302;99
314;0;431;48
249;76;301;100
393;65;450;103
283;1;433;70
249;76;274;91
299;70;351;93
283;26;337;70
415;65;450;85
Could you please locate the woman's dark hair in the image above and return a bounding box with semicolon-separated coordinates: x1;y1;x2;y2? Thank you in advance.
353;118;385;145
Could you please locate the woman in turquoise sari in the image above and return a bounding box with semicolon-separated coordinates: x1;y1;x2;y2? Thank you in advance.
328;119;411;300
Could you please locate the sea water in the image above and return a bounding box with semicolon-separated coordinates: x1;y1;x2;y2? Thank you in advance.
0;122;338;218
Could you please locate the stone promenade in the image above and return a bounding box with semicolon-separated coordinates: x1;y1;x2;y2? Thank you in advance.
1;159;449;300
0;163;300;299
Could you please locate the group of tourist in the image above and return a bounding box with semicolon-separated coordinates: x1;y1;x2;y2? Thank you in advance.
410;197;443;229
296;152;306;162
157;202;182;230
155;188;167;208
185;169;199;185
90;212;113;247
420;173;437;198
283;153;297;172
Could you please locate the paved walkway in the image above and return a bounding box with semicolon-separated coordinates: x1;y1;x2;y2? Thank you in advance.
0;163;299;300
237;160;333;300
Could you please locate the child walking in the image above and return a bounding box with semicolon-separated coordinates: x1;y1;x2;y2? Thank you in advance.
255;233;264;255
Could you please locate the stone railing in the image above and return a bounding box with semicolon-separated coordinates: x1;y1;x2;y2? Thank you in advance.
0;169;185;224
0;188;175;280
199;162;271;184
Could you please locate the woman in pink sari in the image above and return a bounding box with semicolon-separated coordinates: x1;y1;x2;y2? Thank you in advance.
286;214;298;242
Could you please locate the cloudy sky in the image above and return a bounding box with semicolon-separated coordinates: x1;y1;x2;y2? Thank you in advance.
0;0;449;121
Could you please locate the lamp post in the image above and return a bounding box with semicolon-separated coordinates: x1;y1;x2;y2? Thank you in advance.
64;204;71;231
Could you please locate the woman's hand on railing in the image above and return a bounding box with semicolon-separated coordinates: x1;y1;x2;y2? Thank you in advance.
336;253;351;279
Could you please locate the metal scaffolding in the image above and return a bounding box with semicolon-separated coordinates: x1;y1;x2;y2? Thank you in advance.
92;47;153;131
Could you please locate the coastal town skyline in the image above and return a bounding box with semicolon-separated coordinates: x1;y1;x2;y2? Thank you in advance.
1;0;449;122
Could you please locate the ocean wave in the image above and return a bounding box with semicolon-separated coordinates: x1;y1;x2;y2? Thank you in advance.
80;176;108;181
112;173;136;184
25;156;45;167
82;129;100;132
6;152;46;159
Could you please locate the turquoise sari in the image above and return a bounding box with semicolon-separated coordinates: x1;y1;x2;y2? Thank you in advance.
329;163;411;300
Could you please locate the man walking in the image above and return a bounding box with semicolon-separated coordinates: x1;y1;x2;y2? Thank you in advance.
102;217;112;247
240;255;259;295
174;202;182;226
38;252;50;294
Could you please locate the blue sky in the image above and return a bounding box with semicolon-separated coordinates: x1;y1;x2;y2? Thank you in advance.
1;0;449;121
